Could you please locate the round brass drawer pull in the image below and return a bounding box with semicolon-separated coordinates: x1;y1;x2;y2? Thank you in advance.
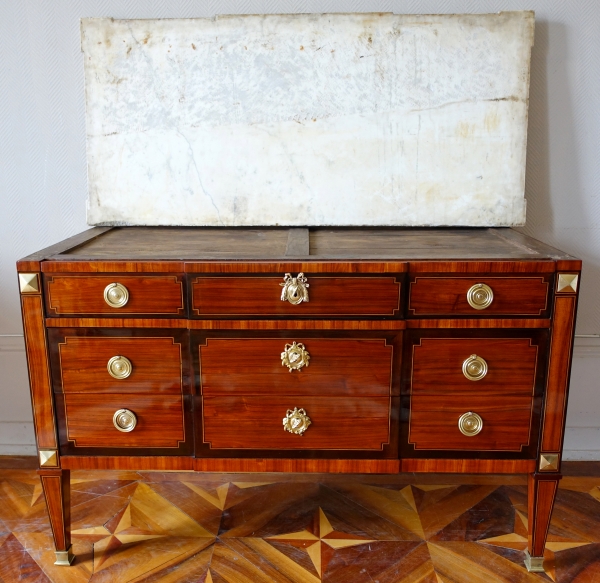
462;354;488;381
281;341;310;372
466;283;494;310
104;283;129;308
113;409;137;432
280;273;309;305
107;356;133;379
283;407;311;435
458;411;483;436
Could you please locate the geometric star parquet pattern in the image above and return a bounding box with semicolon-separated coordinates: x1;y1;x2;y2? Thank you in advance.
0;469;599;582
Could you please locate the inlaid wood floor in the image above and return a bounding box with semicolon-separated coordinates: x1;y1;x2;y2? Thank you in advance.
0;469;599;582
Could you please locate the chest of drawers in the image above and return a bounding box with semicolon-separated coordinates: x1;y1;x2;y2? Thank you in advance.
17;226;580;572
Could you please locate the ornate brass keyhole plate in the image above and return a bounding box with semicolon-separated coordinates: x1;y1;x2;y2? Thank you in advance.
283;407;311;435
280;273;309;305
281;342;310;372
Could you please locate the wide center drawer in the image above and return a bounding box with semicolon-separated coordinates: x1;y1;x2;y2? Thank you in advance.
202;396;392;451
196;333;399;397
191;275;401;317
45;274;185;316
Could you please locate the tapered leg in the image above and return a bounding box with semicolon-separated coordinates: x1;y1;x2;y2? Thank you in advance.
526;472;561;572
38;469;73;566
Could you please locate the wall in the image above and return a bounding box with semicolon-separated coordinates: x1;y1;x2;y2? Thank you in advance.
1;0;599;459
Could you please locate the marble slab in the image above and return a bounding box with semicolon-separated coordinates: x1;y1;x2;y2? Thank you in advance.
82;12;534;227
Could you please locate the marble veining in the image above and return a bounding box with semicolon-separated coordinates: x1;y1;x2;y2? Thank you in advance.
82;12;534;227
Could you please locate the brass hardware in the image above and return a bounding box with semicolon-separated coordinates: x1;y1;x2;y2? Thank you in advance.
280;273;309;305
458;412;483;436
462;355;488;381
283;407;311;435
113;409;137;432
466;283;494;310
539;453;560;472
524;551;545;573
19;273;40;294
103;282;129;308
54;545;75;566
281;342;310;372
557;273;578;293
107;355;133;379
39;450;59;468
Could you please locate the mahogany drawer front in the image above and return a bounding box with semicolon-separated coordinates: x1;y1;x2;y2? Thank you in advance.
191;275;401;317
408;276;550;317
56;336;183;394
411;338;539;396
409;395;534;451
45;275;185;316
199;337;394;397
62;394;186;448
202;396;392;450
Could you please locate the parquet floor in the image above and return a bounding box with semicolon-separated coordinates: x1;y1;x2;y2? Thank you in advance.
0;469;599;582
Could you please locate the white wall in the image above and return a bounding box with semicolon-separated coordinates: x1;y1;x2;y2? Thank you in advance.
1;0;599;459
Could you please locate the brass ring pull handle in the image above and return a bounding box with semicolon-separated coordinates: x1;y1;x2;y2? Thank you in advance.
283;407;311;435
466;283;494;310
104;283;129;308
462;354;488;381
281;342;310;372
107;356;133;379
458;411;483;436
280;273;309;305
113;409;137;432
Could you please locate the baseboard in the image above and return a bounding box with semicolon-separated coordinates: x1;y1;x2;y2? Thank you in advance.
563;427;600;461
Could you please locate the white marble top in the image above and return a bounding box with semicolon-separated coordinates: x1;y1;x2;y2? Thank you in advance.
82;12;534;227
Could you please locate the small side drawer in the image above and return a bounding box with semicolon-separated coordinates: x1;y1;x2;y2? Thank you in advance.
60;394;186;448
409;395;535;451
202;396;392;451
411;337;540;396
45;274;185;316
49;329;191;394
55;336;183;393
408;276;550;317
191;275;401;318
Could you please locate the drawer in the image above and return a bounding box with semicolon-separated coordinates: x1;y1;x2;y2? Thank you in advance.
55;336;183;393
408;395;534;451
49;329;191;394
199;337;395;397
191;275;401;317
202;396;392;451
411;337;540;396
408;276;550;317
60;394;186;448
45;274;185;316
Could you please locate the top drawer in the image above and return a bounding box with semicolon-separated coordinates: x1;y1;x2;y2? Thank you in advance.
45;275;185;317
408;276;551;317
191;274;401;318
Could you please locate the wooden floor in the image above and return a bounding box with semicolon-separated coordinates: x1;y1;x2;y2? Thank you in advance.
0;467;599;582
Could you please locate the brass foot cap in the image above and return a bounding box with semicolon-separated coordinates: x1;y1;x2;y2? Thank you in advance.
524;551;544;572
54;545;74;566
